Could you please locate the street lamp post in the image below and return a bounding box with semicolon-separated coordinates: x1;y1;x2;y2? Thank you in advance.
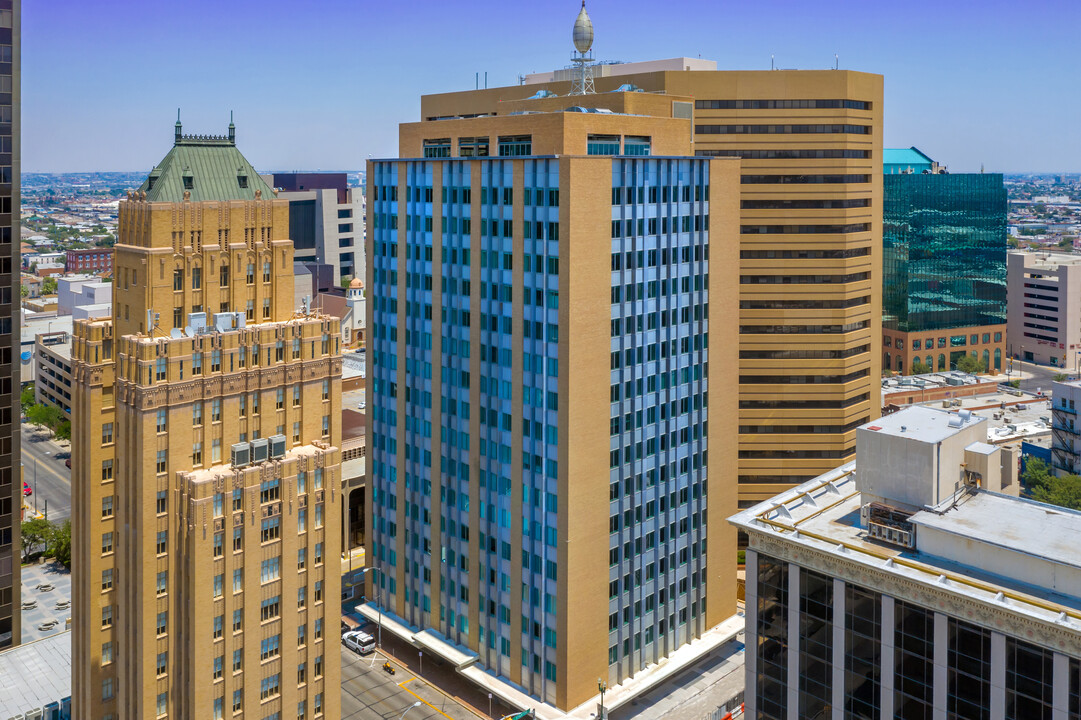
488;692;493;719
397;701;422;720
598;678;607;719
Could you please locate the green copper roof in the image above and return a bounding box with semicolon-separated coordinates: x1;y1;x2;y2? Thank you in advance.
137;118;275;202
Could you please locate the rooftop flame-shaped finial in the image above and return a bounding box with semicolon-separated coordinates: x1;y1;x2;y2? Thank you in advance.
573;1;593;55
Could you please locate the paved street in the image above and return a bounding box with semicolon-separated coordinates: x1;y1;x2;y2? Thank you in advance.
341;642;489;720
20;424;71;523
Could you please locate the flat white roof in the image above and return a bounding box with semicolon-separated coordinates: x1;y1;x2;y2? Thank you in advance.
861;405;982;444
912;491;1081;571
0;630;71;716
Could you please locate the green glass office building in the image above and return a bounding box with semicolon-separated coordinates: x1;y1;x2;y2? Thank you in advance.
881;165;1007;374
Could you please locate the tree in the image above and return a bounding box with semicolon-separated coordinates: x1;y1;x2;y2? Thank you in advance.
20;385;36;414
21;517;51;562
55;419;71;441
911;359;932;375
1055;373;1069;382
47;520;71;568
955;354;987;374
1022;458;1081;511
26;403;63;432
41;277;57;295
19;284;27;298
1007;237;1020;249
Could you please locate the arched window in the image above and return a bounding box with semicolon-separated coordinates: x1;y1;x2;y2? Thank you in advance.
926;355;933;370
938;354;946;372
982;350;990;372
994;348;1002;371
885;352;891;370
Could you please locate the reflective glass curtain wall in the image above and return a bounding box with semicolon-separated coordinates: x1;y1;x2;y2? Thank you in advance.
882;173;1007;332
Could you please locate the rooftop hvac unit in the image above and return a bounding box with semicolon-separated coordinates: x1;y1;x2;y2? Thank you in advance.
213;312;242;332
188;312;207;333
268;434;287;460
251;438;269;464
230;442;251;469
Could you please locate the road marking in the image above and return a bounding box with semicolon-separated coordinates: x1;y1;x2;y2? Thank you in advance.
396;677;455;720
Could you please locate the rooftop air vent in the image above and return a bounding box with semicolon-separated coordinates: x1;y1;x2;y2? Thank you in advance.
268;434;287;460
230;442;250;469
250;438;269;464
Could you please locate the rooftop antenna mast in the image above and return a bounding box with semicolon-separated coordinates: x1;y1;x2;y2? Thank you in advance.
570;1;595;95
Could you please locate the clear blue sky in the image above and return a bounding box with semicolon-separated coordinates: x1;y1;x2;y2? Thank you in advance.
24;0;1081;173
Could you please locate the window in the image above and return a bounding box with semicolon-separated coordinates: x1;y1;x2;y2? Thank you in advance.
293;421;301;443
261;595;281;621
211;349;221;372
102;422;114;444
212;438;221;463
276;388;284;409
157;571;168;595
321;379;329;400
102;641;114;664
213;614;224;639
155;690;166;715
233;568;243;593
193;442;203;466
298;547;307;570
233;648;243;672
260;477;280;504
314;542;323;565
298;586;307;609
155;357;167;381
315;504;323;529
298;623;306;647
314;618;323;640
213;573;224;597
157;611;167;636
101;604;113;628
314;655;323;678
192;265;202;289
233;608;243;632
158;651;169;676
156;530;167;555
260;673;281;700
104;678;116;703
102;531;114;554
298;662;307;684
213;697;223;720
261;634;281;660
101;568;114;591
315;693;323;715
261;516;280;542
314;580;323;603
193;401;203;425
298;507;307;532
233;689;242;713
261;557;281;583
263;261;272;283
102;459;114;481
247;263;255;284
263;298;271;318
193;352;203;375
156;449;167;474
101;495;114;518
212;398;222;422
220;263;230;287
233;526;243;551
314;468;323;491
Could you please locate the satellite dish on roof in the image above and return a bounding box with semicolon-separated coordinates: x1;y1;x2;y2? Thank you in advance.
183;326;194;337
170;328;183;339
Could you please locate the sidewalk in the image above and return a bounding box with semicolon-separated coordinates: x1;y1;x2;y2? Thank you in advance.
379;632;516;720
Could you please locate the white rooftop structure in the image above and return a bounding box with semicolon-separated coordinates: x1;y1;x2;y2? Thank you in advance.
0;630;71;717
523;57;717;86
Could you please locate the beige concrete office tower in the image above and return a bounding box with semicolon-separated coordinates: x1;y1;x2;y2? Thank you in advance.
363;100;741;713
421;67;883;507
70;121;342;720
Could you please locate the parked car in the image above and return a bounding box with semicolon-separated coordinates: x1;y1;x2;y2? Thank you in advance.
342;630;375;655
22;482;31;496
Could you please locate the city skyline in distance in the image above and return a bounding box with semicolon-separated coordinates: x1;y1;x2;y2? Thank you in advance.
24;0;1081;174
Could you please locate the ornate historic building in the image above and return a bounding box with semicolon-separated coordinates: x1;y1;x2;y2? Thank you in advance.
71;121;342;720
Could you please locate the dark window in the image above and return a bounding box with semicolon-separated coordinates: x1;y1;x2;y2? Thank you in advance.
696;124;870;135
700;149;870;160
947;617;991;720
1005;637;1053;720
741;174;871;185
894;600;934;719
694;99;871;110
756;555;788;719
799;569;833;717
844;585;881;719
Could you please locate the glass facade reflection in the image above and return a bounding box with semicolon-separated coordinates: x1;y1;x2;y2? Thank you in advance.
882;173;1007;332
756;555;788;719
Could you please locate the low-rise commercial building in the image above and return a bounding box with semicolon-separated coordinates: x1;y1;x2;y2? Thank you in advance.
1007;251;1081;367
730;406;1067;720
1052;378;1081;476
64;247;112;274
56;275;111;317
